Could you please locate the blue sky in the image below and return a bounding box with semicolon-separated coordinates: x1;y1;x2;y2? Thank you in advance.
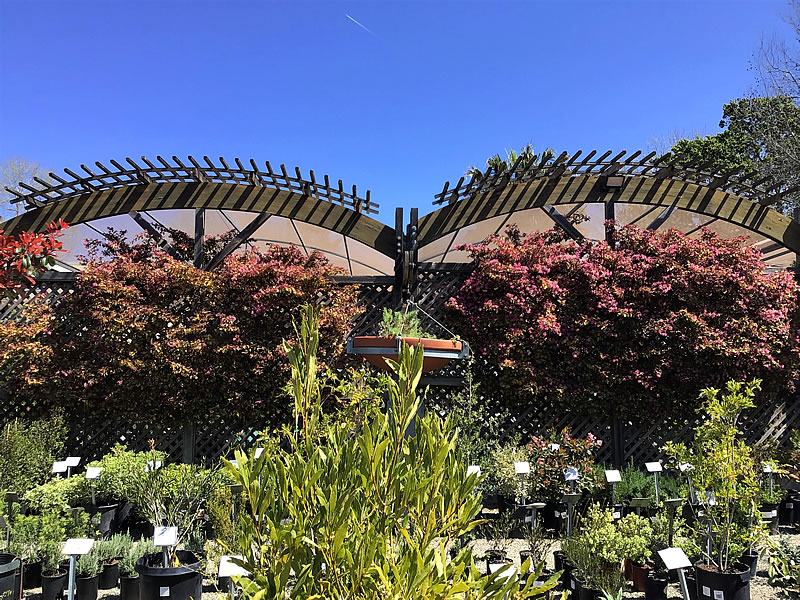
0;0;794;225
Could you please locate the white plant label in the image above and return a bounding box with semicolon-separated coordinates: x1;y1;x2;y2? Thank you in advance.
52;461;68;474
514;461;530;475
714;591;724;600
605;469;622;483
679;462;694;472
62;538;94;556
254;448;264;459
85;467;102;480
218;555;249;578
645;462;662;472
702;586;711;596
612;511;621;520
154;526;178;547
564;467;579;481
550;443;560;451
467;465;481;477
160;587;170;597
533;581;543;588
657;547;691;571
763;464;773;473
145;460;162;472
65;456;81;467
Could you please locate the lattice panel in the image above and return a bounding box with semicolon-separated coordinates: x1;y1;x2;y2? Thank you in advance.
0;277;75;323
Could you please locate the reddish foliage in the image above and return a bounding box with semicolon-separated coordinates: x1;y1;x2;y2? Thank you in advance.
0;220;67;295
447;224;800;419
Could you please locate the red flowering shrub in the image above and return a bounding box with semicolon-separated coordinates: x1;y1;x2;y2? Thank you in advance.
0;242;358;425
0;220;67;297
447;224;800;419
526;428;603;502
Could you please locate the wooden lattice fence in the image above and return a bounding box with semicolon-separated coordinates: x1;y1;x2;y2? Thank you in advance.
1;269;799;465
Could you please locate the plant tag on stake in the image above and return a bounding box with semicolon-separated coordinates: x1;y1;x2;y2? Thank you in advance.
154;526;178;548
85;467;102;480
762;464;773;473
605;469;621;483
218;555;250;578
714;591;724;600
564;467;579;481
52;460;68;474
657;547;691;570
678;463;694;472
65;457;81;468
550;443;560;451
645;462;662;472
514;462;530;475
62;538;94;556
145;460;162;472
467;465;481;477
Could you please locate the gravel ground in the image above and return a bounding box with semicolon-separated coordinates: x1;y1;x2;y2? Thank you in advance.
14;527;799;600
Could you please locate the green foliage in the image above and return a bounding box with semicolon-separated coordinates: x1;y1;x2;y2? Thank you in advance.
88;444;166;504
616;513;652;565
94;533;132;564
125;447;222;560
0;413;66;494
480;512;516;560
119;538;156;578
489;444;529;502
378;307;425;338
225;306;558;599
76;551;100;578
23;475;90;513
522;524;554;567
664;379;766;572
207;486;240;550
10;512;66;574
467;144;555;178
768;536;800;597
562;505;625;595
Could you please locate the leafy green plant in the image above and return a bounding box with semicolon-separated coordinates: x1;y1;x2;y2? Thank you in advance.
616;513;652;566
378;307;426;338
0;413;66;494
76;551;100;578
94;533;131;564
768;536;800;597
23;475;90;513
207;486;239;550
87;444;166;504
525;428;603;503
482;512;516;563
119;539;156;578
225;305;559;600
562;504;626;595
664;379;766;572
9;512;67;570
522;524;554;566
489;444;529;502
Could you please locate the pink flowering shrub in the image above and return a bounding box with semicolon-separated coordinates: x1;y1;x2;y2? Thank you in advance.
447;224;800;419
0;241;358;425
526;427;603;502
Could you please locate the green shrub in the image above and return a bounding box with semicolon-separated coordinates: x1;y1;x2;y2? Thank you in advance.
119;539;156;578
563;504;626;595
0;413;66;494
76;552;100;578
23;475;90;513
616;513;652;565
87;444;167;504
10;512;67;574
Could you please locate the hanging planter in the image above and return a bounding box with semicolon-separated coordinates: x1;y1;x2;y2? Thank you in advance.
348;336;468;373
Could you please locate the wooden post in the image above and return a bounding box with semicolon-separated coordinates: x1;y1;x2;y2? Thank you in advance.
182;422;196;464
194;208;205;268
612;413;624;468
406;208;419;301
393;207;404;310
794;208;800;281
605;199;616;248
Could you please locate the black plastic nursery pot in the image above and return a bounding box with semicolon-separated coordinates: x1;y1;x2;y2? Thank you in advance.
779;494;797;525
41;571;67;600
484;550;512;575
694;563;750;600
120;575;140;600
760;502;779;535
630;562;653;592
644;572;668;600
23;561;41;589
99;561;119;589
135;551;202;600
0;554;22;600
76;574;99;600
685;570;698;600
739;552;758;579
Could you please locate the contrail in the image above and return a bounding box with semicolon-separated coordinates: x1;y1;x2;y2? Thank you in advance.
346;14;375;36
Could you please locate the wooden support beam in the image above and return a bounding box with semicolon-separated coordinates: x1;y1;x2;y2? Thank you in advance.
204;212;272;271
393;207;404;310
605;200;616;247
541;205;584;241
194;208;205;268
646;206;676;230
128;210;183;260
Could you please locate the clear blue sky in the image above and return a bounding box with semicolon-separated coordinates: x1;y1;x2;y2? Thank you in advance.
0;0;794;225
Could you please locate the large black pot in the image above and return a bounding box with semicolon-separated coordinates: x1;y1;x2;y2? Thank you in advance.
739;552;758;579
645;572;668;600
779;494;797;526
120;575;140;600
76;574;99;600
41;571;67;600
685;570;698;600
99;561;119;589
135;551;202;600
760;502;779;535
695;563;750;600
0;554;21;600
23;561;41;589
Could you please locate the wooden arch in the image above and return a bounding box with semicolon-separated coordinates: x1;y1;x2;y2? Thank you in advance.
419;150;800;253
2;155;396;261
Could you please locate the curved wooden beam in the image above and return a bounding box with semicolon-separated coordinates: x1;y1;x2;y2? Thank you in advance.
418;174;800;254
2;181;396;258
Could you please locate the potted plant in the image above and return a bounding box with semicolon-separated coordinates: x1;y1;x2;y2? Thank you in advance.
664;379;766;600
40;538;66;600
561;504;625;600
128;445;220;600
95;533;131;589
119;539;156;600
75;551;100;600
0;552;21;600
482;512;515;574
348;307;468;373
617;513;653;591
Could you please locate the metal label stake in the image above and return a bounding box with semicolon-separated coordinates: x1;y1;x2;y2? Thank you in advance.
62;538;94;600
646;462;663;504
658;547;692;600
